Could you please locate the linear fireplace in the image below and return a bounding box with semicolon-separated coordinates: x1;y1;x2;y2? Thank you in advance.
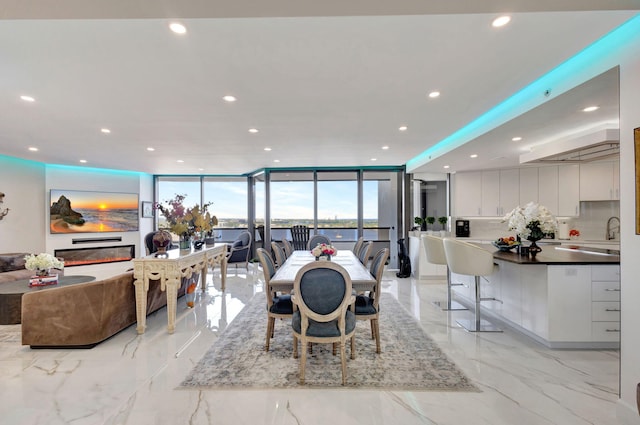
54;245;135;267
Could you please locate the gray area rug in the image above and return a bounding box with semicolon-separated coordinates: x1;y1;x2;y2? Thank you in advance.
180;293;479;391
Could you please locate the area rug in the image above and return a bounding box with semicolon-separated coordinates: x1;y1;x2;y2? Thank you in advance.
180;293;479;391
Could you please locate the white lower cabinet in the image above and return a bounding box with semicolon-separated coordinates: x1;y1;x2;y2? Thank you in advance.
451;261;620;348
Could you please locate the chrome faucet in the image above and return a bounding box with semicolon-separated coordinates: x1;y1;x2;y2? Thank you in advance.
606;216;620;240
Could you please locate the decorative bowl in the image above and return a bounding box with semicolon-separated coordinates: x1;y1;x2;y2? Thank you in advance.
492;241;520;252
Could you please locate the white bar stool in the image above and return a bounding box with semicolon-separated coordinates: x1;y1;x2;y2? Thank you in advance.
443;238;502;332
422;235;467;311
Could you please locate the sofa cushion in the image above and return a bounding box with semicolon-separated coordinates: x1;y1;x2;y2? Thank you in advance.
0;253;30;272
0;268;33;284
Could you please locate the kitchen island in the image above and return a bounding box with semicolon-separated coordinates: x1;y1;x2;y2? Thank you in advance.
451;245;620;349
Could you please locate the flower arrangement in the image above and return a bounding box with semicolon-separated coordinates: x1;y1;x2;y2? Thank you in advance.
311;243;337;258
24;253;64;272
154;194;218;238
503;202;557;241
569;229;580;238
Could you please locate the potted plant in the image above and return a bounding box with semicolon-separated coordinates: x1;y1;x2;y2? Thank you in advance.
426;216;436;233
413;216;425;231
438;216;448;236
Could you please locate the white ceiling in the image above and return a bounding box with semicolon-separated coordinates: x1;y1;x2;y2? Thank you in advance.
0;2;638;175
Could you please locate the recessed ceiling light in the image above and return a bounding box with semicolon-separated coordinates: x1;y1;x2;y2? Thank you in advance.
492;16;511;27
398;126;408;131
169;22;187;34
28;147;38;152
371;158;377;161
79;159;87;163
198;168;204;171
146;147;155;151
20;95;35;102
583;106;599;112
249;128;259;133
470;154;478;158
176;159;184;163
223;95;237;102
264;147;272;151
273;159;280;163
100;128;111;134
512;136;522;141
382;146;389;150
428;91;440;99
443;165;450;169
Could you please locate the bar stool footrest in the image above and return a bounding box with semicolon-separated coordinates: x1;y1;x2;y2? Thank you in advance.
432;300;468;311
456;318;502;333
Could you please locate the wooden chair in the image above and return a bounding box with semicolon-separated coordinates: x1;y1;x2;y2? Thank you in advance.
307;234;331;250
291;261;356;385
352;236;364;256
290;225;309;251
353;248;389;353
281;238;293;257
356;240;373;267
271;241;287;269
226;230;252;271
256;248;294;351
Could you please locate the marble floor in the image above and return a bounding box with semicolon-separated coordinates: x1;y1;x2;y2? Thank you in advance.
0;265;620;425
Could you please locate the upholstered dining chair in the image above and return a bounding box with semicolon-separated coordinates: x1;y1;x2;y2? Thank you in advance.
352;236;364;256
226;230;252;271
357;240;373;267
290;225;309;251
256;248;294;352
354;248;389;353
271;241;287;269
307;234;331;250
291;261;356;385
144;231;176;255
442;238;501;333
281;238;293;257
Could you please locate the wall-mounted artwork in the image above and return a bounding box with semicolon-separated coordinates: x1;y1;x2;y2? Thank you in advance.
50;189;139;234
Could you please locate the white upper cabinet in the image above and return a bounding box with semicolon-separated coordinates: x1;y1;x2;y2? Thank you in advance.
558;164;580;216
452;171;482;216
579;161;619;201
481;170;500;216
538;166;559;216
499;169;520;216
519;167;539;207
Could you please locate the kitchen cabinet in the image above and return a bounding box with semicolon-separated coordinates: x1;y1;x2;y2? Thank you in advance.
498;169;520;216
538;166;559;215
481;170;500;216
579;161;619;201
452;171;482;216
558;164;580;216
519;167;539;206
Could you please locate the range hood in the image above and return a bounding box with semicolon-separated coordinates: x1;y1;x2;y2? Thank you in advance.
520;128;619;164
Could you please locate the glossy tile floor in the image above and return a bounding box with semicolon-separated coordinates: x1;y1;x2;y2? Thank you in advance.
0;265;620;425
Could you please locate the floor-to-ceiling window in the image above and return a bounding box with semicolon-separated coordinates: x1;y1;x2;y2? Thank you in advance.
316;171;358;242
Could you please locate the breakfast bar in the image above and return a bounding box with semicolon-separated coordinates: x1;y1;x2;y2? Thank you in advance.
451;245;620;349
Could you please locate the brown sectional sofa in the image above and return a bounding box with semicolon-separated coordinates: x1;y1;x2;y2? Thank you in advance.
21;271;191;348
0;253;36;284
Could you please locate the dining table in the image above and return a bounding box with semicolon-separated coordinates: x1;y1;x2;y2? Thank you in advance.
269;250;376;293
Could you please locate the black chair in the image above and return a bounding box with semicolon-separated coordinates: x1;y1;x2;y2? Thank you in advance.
307;234;331;250
226;230;252;271
290;225;310;251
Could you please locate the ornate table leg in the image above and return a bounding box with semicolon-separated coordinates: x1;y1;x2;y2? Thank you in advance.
221;257;228;291
165;268;180;334
133;263;148;335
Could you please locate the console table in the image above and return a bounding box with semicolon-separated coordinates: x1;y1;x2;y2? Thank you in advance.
132;244;227;334
0;275;95;325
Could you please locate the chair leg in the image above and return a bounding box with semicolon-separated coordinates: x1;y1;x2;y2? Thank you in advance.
265;317;274;351
300;340;307;384
370;320;375;339
374;319;381;354
293;335;298;359
350;334;355;359
340;340;347;385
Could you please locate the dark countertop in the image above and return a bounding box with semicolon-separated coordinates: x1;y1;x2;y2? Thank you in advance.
487;245;620;265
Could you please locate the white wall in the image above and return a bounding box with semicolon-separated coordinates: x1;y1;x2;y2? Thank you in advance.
618;34;640;423
0;156;46;254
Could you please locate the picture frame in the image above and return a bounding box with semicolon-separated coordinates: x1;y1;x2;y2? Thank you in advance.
141;201;154;218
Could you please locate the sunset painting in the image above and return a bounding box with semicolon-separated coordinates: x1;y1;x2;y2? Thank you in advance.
50;189;139;234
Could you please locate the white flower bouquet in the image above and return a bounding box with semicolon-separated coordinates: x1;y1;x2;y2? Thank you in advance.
503;202;557;241
311;243;337;257
24;253;64;272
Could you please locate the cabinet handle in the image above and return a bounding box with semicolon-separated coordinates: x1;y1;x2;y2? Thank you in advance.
605;308;621;312
605;329;620;333
604;288;621;292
